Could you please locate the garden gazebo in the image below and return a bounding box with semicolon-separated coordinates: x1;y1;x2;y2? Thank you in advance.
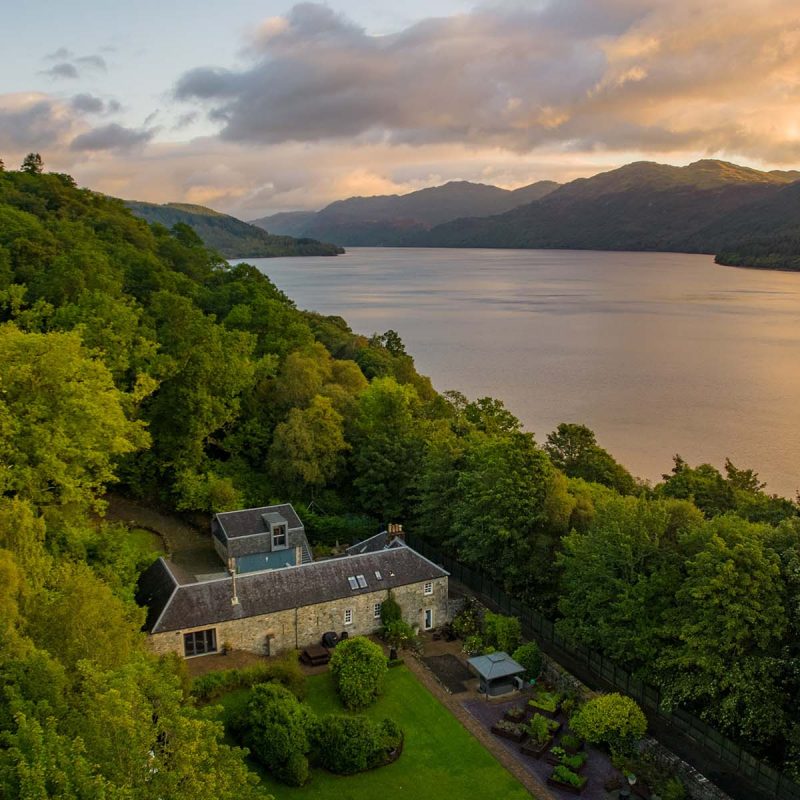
467;652;525;697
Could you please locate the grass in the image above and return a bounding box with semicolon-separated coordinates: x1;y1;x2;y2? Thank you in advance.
127;527;165;557
215;666;531;800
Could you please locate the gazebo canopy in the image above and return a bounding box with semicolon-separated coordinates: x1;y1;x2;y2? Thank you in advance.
467;652;525;682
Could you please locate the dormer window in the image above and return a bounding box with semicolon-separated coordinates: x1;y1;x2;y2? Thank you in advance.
272;523;287;549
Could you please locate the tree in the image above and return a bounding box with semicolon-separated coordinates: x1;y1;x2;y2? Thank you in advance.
20;153;43;174
268;395;348;494
24;562;145;672
0;158;5;172
0;324;150;516
350;377;424;519
569;693;647;756
556;496;701;668
329;636;388;710
659;456;736;517
239;682;315;786
656;515;787;743
545;423;637;495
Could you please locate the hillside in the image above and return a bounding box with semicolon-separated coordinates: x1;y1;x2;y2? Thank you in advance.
250;179;559;246
701;180;800;270
127;200;344;258
417;160;800;252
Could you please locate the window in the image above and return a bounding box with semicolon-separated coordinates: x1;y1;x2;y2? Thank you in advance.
347;576;358;590
424;581;433;596
374;570;383;580
183;629;217;657
344;608;353;625
356;574;367;589
272;523;287;549
374;602;382;619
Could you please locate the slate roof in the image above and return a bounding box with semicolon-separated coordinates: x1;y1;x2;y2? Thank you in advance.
345;530;390;556
467;652;525;682
215;503;303;539
139;542;448;634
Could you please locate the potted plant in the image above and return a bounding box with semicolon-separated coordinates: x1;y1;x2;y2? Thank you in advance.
547;764;588;795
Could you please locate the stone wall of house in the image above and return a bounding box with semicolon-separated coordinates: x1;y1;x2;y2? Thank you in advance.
147;576;449;658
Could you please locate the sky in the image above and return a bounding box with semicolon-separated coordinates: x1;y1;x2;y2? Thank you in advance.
2;0;800;218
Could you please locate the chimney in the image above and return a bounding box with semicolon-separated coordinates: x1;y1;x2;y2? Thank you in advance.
227;557;240;606
387;523;405;541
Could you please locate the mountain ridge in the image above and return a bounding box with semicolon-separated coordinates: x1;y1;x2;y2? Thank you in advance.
126;200;344;258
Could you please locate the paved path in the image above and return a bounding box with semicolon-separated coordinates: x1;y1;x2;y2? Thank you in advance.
404;652;556;800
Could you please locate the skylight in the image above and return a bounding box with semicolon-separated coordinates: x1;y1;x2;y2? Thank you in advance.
347;576;358;590
356;574;367;588
374;570;383;580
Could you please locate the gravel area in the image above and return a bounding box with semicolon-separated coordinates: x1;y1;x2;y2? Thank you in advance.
463;696;618;800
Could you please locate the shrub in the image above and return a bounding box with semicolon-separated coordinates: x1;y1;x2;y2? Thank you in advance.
660;778;687;800
512;641;542;680
314;714;403;774
562;752;587;770
493;719;525;735
191;653;306;702
560;732;583;752
569;693;647;756
380;593;402;625
329;636;388;710
381;619;415;650
239;683;316;785
462;634;484;656
483;612;522;653
452;596;483;639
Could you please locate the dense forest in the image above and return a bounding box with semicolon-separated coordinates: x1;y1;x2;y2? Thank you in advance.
0;160;798;796
126;200;344;259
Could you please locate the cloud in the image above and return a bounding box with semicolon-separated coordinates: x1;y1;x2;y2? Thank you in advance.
172;0;800;161
0;94;78;149
76;55;107;72
70;123;154;152
44;62;80;80
41;48;108;80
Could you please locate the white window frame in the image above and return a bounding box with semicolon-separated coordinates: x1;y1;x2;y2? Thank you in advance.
424;581;433;596
374;602;382;619
344;608;353;625
423;608;434;631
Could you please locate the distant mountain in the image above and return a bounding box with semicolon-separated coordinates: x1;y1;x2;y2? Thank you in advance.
250;180;560;246
418;160;800;253
126;201;344;258
699;180;800;270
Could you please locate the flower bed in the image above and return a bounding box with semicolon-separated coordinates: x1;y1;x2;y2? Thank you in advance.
528;688;561;719
503;705;528;723
547;765;588;795
520;737;554;758
490;720;527;743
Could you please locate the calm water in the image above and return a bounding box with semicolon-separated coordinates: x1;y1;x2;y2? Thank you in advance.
240;248;800;497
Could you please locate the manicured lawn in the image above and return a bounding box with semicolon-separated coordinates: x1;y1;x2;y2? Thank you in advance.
216;665;532;800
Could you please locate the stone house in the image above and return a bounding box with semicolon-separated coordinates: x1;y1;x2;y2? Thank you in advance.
211;503;313;574
138;536;449;659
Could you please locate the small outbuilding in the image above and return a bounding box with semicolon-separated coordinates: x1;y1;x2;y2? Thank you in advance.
467;652;526;697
